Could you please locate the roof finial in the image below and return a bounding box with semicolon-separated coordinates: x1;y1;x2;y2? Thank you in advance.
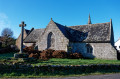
110;18;112;23
88;13;92;24
51;18;53;21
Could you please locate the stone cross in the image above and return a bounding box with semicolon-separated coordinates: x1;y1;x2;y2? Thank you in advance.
19;21;26;53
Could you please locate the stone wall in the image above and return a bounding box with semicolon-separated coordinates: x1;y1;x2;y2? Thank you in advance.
38;20;69;51
16;29;32;49
68;42;86;53
69;42;117;60
91;43;117;60
68;42;94;58
1;63;120;75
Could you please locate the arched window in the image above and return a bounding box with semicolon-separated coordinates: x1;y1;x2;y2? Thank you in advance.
86;44;93;53
47;32;55;49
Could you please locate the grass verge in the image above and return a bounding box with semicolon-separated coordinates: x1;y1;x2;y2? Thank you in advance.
31;58;120;66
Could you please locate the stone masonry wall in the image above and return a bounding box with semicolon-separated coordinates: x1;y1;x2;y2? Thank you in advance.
69;42;117;60
68;42;94;58
91;43;117;60
16;29;32;49
38;21;69;51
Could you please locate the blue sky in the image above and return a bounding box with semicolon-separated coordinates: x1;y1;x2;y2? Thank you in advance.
0;0;120;42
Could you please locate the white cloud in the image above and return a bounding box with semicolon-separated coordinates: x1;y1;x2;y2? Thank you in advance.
0;13;8;19
0;13;11;35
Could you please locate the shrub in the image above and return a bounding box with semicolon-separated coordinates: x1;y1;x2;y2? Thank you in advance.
52;50;67;58
39;49;54;60
39;51;48;60
23;46;39;55
0;46;15;54
68;53;83;59
29;53;40;59
23;46;34;53
26;48;83;60
46;49;55;53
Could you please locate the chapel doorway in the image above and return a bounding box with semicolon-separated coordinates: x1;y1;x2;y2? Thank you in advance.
47;32;55;49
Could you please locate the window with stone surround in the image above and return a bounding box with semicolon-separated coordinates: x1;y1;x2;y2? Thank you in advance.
47;32;55;49
86;44;93;53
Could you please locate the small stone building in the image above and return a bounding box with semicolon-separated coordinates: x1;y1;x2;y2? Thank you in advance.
16;28;33;49
23;15;117;60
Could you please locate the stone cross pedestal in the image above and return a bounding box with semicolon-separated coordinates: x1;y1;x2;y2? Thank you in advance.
19;21;26;53
14;21;28;58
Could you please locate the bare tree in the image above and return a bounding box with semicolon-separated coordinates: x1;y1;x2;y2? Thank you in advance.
1;28;14;47
1;28;13;38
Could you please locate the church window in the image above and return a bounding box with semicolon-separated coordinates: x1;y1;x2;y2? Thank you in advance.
86;44;93;53
47;32;55;49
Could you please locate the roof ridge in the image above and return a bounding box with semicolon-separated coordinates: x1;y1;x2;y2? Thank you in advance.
34;28;45;30
68;22;110;27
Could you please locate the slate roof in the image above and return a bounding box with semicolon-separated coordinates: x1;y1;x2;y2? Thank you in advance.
54;22;111;42
67;22;111;42
24;29;45;43
24;20;111;43
25;29;30;34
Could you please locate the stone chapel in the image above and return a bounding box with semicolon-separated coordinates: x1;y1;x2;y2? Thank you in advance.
16;15;117;60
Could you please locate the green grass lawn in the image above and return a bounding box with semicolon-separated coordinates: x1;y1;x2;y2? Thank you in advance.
31;58;120;66
0;52;120;66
